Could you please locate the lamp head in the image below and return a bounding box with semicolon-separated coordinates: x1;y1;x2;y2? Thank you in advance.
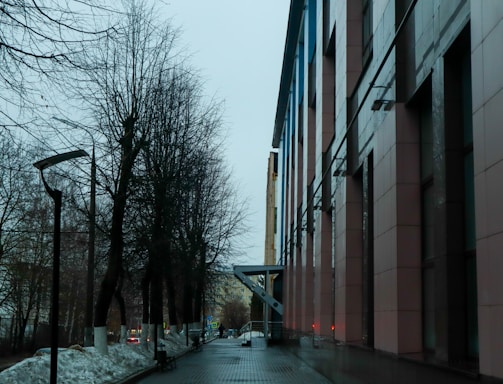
33;149;89;170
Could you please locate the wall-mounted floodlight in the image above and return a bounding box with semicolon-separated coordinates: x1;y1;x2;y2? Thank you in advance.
371;99;394;111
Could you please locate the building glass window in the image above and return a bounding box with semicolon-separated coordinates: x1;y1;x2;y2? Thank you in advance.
461;49;478;358
420;98;435;351
308;0;317;107
362;0;373;66
362;154;374;347
308;0;317;63
298;43;305;105
422;267;436;349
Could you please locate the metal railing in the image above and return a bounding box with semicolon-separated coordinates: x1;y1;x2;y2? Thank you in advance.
239;321;283;339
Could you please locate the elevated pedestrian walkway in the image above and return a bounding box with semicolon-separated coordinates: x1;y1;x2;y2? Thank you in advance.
233;265;283;315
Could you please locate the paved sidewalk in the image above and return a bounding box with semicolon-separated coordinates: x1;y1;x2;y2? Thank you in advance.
135;337;333;384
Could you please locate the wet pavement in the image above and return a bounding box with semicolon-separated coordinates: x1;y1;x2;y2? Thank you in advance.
135;337;333;383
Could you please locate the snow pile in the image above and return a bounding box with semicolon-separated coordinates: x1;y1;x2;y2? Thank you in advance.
0;334;191;384
159;333;188;353
238;331;265;339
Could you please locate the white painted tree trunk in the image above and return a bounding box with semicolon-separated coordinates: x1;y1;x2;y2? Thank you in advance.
120;325;127;343
94;326;108;354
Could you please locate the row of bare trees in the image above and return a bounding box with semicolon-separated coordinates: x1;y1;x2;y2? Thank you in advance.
0;0;248;355
0;137;96;353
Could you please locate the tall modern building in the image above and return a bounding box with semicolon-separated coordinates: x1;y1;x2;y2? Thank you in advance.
273;1;503;382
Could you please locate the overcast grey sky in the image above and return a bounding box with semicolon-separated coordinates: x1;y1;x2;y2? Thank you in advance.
161;1;290;265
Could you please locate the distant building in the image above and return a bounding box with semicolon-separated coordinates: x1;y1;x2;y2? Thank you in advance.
273;0;503;382
208;268;255;325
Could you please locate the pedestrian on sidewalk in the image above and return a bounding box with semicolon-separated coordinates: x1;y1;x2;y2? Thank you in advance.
218;324;225;338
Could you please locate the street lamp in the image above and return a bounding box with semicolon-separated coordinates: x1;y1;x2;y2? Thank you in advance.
85;145;96;347
33;149;89;384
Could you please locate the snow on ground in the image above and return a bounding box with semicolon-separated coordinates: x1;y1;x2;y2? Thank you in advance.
237;331;265;339
0;333;191;384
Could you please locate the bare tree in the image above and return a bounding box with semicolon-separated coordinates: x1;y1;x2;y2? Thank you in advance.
177;152;248;331
0;137;35;308
127;64;216;347
0;132;98;353
128;52;248;344
0;0;115;135
3;182;53;353
74;0;180;353
59;198;89;346
221;299;249;332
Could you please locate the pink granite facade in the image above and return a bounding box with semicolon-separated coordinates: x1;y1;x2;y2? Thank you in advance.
472;1;503;379
272;0;503;381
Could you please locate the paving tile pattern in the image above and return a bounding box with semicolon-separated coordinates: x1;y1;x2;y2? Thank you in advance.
137;338;332;384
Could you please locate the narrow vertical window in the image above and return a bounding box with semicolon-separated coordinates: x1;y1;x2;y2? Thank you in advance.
307;182;314;234
308;0;317;62
321;152;332;212
362;0;373;67
420;95;435;351
298;42;305;106
461;49;478;359
308;0;317;107
444;27;478;361
362;154;374;347
297;205;302;248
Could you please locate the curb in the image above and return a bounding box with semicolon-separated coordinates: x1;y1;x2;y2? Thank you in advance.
116;365;158;384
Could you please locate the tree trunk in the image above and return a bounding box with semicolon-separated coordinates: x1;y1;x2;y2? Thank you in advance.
9;315;15;353
150;249;163;324
94;326;107;354
18;316;28;352
193;280;203;327
120;325;127;344
94;116;137;353
94;202;125;326
68;293;78;345
150;270;163;330
141;267;151;326
114;279;127;343
183;283;193;326
193;256;206;325
166;270;178;328
32;293;41;350
167;282;178;328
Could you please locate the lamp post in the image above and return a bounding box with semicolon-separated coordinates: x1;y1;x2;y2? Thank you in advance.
85;145;96;347
33;149;89;384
